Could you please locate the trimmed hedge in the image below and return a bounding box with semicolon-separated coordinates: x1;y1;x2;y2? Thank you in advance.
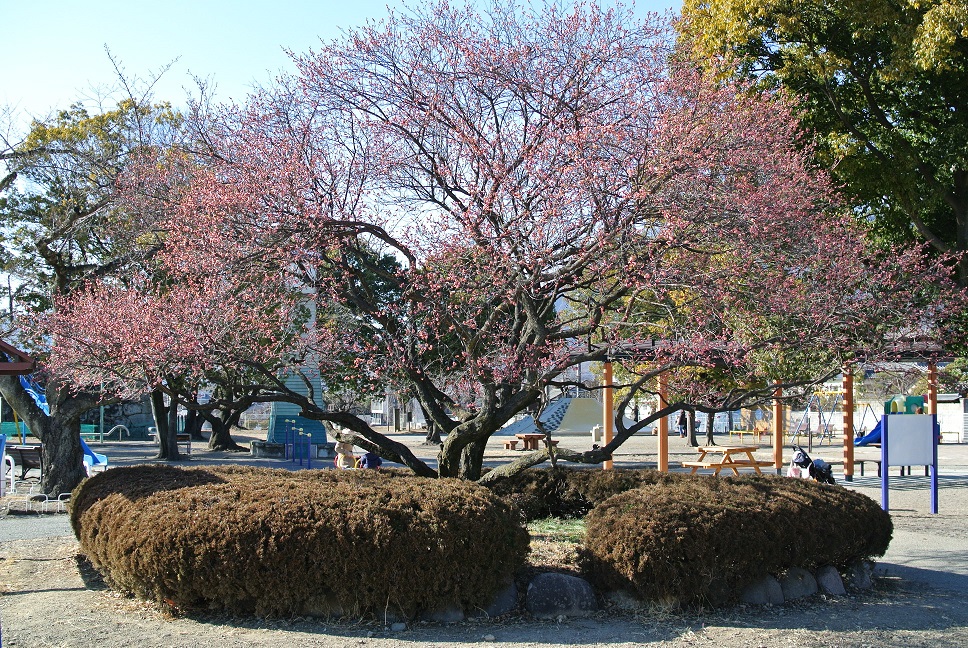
581;475;892;605
70;465;529;618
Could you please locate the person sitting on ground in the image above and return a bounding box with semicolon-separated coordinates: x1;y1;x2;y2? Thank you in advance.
359;451;382;469
334;440;356;469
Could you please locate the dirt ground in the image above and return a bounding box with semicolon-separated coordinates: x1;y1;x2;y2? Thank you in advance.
2;431;967;647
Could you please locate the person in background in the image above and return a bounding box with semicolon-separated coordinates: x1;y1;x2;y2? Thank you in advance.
677;410;687;438
334;440;356;469
359;450;383;469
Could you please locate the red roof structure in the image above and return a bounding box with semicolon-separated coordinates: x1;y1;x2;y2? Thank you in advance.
0;339;36;376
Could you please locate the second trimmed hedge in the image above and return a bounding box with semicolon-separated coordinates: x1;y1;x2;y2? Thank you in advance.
581;475;892;605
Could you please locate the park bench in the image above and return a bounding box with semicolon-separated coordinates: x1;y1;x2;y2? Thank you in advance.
851;458;927;477
147;430;193;454
6;445;43;480
79;424;100;441
503;439;518;450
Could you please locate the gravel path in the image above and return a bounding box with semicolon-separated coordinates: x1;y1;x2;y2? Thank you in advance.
2;433;967;647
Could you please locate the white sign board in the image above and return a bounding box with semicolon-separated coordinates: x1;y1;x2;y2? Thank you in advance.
881;414;939;514
885;415;935;466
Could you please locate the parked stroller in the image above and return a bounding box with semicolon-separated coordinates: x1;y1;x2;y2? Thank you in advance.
789;444;836;484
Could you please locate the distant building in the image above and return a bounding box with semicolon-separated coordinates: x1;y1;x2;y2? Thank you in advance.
370;392;425;430
937;393;968;444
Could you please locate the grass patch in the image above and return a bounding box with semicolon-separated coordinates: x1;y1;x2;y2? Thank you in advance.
528;517;586;544
525;517;586;576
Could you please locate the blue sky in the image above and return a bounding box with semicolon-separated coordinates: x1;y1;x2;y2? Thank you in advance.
2;0;679;126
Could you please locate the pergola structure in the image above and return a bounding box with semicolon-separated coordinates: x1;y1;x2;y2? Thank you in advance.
600;346;949;481
0;340;35;376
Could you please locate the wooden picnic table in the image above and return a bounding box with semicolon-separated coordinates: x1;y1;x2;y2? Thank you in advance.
515;433;546;451
681;445;773;476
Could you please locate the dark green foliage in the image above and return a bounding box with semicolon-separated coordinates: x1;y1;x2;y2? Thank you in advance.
581;475;892;605
70;465;529;618
486;467;686;520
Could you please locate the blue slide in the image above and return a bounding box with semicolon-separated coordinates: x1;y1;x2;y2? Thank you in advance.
855;419;882;446
19;375;104;466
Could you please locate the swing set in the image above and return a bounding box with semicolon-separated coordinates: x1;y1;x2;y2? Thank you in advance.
790;390;883;448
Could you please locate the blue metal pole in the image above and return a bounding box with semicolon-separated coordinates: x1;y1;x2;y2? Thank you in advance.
881;415;889;512
931;416;939;514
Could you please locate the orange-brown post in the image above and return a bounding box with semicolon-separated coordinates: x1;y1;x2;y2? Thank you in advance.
927;362;938;415
843;367;855;481
657;373;669;473
773;382;784;473
603;360;614;471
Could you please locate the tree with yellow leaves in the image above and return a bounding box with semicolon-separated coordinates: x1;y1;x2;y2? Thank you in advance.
681;0;968;284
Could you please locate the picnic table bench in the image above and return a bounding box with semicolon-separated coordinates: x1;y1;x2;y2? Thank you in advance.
512;434;560;451
682;445;774;476
6;445;43;480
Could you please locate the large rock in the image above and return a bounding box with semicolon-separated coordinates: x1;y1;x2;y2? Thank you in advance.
815;565;847;596
467;582;518;619
780;567;818;600
844;560;874;590
740;575;784;606
525;573;598;619
485;582;519;617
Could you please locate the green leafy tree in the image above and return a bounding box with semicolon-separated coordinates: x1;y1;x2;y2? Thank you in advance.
0;97;183;494
680;0;968;283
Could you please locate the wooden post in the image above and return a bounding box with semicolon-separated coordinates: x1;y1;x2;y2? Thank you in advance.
927;362;938;415
603;360;614;471
658;373;669;473
773;382;784;472
843;367;855;481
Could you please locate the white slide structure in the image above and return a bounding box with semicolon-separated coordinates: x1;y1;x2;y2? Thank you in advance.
498;398;641;437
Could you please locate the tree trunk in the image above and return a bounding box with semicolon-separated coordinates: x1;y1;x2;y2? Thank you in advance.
423;420;442;445
207;410;246;451
149;389;181;460
438;432;465;478
687;409;699;447
458;439;486;480
0;376;88;496
184;407;204;441
705;413;716;446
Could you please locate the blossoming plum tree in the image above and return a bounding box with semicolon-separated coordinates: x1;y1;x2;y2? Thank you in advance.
44;1;965;481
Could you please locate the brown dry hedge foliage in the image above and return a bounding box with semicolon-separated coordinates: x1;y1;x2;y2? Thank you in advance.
486;466;686;519
70;465;529;618
581;474;892;605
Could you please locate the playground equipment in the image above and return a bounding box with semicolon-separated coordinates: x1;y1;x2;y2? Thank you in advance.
282;420;312;467
790;391;842;449
499;397;638;438
855;419;883;446
10;374;108;472
854;395;927;447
